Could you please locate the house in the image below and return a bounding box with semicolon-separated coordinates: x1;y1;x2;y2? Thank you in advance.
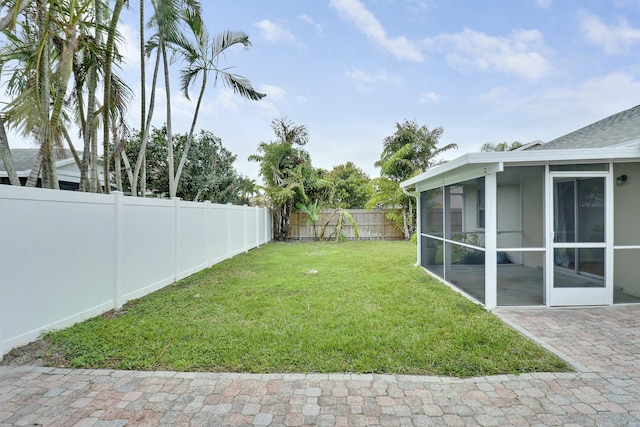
400;105;640;308
0;148;100;190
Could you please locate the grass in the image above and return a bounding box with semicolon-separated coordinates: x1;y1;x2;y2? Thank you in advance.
41;241;570;377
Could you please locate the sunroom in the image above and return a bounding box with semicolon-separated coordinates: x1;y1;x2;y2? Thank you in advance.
400;108;640;308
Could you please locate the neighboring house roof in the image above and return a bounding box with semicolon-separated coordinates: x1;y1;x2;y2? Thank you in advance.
536;104;640;150
0;148;103;187
0;148;74;174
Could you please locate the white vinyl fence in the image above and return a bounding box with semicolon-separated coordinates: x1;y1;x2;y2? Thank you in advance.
0;185;272;360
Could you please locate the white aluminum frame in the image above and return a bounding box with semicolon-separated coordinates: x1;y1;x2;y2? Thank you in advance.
545;168;613;306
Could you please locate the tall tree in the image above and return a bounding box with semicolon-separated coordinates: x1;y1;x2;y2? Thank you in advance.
368;119;457;239
172;24;264;199
326;162;372;208
130;0;195;196
0;0;129;192
480;141;523;152
114;126;244;203
99;0;127;193
249;118;313;240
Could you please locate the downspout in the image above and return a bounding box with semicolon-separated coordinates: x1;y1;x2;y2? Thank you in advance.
402;186;421;267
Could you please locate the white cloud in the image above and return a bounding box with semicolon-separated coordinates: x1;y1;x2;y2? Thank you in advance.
579;10;640;54
260;84;288;103
254;19;296;43
214;89;242;112
419;91;442;104
345;68;399;93
477;71;640;138
406;0;433;11
329;0;424;62
430;28;552;80
534;0;553;8
253;84;288;117
299;14;323;33
116;23;141;71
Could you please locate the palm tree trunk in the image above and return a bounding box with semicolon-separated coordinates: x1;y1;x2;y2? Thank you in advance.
61;127;82;169
0;0;33;31
132;39;161;197
135;0;145;195
0;116;20;185
121;149;134;190
80;0;102;192
115;152;122;191
162;43;176;198
402;207;410;240
141;154;146;195
36;0;58;190
174;72;207;195
25;144;44;187
101;0;126;194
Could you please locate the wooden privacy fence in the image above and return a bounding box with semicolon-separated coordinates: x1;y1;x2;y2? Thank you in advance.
289;209;405;240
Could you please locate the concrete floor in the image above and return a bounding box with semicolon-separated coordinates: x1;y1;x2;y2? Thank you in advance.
426;264;640;306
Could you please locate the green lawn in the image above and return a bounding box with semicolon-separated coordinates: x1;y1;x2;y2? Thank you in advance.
42;241;570;377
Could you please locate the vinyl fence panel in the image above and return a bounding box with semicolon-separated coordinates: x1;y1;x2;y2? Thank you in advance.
0;185;272;360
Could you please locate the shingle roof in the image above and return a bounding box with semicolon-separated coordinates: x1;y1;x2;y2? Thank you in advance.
0;148;73;172
537;105;640;150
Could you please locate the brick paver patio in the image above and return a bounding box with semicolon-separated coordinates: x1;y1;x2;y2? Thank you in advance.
1;304;639;426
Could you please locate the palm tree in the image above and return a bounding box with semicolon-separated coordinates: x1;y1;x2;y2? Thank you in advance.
1;0;62;189
129;0;201;197
371;119;458;239
0;0;34;32
249;118;312;240
100;0;128;193
1;0;120;191
172;24;265;199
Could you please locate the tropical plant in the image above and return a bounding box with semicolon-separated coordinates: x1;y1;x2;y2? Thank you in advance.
170;24;264;199
249;118;316;240
296;200;321;240
0;0;130;192
297;201;360;242
132;2;264;199
0;1;35;32
368;119;457;239
324;208;359;242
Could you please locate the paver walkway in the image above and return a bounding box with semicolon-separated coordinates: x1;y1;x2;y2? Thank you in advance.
1;304;639;426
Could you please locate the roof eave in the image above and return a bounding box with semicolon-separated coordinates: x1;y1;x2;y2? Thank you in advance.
400;146;640;189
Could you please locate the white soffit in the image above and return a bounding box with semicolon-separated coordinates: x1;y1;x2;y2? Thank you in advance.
401;146;640;191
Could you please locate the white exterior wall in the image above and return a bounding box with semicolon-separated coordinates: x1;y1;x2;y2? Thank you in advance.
613;162;640;298
0;185;272;360
496;184;522;264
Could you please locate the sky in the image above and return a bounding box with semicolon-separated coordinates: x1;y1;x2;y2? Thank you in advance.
8;0;640;183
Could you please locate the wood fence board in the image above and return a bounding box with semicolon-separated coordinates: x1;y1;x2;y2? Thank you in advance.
288;209;404;240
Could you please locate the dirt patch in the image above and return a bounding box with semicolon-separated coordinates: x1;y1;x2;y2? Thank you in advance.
0;339;53;367
1;308;131;368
